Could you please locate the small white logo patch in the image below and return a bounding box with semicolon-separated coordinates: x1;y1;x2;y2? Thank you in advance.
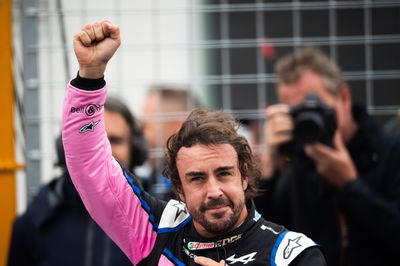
260;224;280;235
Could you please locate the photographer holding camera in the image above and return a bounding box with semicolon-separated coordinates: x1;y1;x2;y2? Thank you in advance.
254;47;400;266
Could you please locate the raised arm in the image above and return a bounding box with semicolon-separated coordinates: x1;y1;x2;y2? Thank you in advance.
62;20;159;264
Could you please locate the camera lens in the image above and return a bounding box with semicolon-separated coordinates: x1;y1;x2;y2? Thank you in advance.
293;111;324;144
285;93;337;155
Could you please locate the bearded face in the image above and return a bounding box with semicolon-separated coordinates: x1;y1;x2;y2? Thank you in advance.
176;144;248;238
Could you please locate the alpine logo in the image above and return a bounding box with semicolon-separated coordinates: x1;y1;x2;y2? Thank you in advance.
226;252;256;264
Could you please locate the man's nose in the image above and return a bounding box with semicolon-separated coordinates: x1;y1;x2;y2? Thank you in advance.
205;177;223;198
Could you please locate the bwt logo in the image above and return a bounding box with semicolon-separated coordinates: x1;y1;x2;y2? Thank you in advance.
71;104;103;116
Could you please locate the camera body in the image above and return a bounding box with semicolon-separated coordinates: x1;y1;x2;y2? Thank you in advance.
280;93;337;155
290;93;337;146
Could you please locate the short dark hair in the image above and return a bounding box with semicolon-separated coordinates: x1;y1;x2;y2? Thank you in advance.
163;107;260;200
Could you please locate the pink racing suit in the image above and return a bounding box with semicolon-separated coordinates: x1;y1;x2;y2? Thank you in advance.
62;78;325;266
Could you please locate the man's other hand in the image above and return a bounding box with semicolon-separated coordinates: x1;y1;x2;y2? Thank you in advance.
195;256;226;265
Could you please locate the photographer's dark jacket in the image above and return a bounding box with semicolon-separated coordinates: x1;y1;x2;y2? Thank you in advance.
7;172;132;266
255;105;400;266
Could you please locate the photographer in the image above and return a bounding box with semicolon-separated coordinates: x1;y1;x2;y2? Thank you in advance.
254;47;400;266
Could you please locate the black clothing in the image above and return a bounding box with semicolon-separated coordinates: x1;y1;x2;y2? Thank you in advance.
136;195;326;266
385;116;400;140
7;172;132;266
255;106;400;266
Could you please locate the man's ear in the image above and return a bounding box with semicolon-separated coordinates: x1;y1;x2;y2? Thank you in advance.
176;186;185;202
242;163;249;191
339;83;352;109
242;176;248;191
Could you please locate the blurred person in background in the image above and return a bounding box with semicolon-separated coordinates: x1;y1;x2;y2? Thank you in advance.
141;86;196;200
7;96;147;266
254;46;400;266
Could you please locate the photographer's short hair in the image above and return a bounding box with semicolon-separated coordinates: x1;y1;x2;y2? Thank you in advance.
275;46;345;96
164;107;260;200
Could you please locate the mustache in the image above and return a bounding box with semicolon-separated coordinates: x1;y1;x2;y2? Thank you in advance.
199;197;233;212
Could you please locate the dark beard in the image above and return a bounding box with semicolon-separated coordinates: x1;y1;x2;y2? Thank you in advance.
190;197;245;235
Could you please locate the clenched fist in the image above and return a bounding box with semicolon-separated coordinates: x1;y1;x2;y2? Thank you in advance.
73;19;121;79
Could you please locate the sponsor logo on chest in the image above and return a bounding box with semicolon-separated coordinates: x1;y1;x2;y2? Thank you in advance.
187;234;242;250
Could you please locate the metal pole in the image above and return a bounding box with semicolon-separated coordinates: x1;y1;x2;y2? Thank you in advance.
22;0;40;200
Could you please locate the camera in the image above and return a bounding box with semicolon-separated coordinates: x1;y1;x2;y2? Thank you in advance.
290;93;337;146
279;93;337;155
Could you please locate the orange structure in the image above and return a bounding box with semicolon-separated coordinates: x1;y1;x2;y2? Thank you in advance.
0;0;21;265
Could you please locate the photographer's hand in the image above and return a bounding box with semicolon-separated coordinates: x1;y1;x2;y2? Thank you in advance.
73;20;121;79
304;130;357;188
260;104;294;179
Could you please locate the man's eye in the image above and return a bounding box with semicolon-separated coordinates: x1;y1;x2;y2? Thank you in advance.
220;171;231;176
190;176;203;182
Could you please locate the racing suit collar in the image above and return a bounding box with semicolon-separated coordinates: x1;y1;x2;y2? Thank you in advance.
185;201;259;246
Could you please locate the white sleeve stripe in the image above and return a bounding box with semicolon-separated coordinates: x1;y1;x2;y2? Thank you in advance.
158;199;191;230
270;231;317;266
270;231;288;266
